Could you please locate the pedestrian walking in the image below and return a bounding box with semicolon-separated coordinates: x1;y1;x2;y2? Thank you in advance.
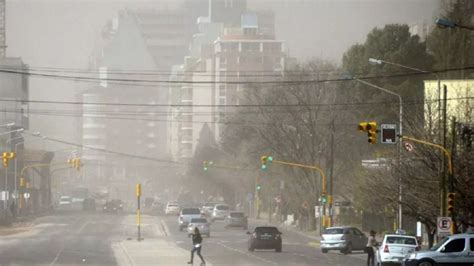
188;227;206;265
365;230;377;266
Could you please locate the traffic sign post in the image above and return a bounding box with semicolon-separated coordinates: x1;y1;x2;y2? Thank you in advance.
381;124;397;144
437;217;452;238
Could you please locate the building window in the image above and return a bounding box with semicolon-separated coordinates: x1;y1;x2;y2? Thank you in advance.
219;57;227;68
219;97;226;105
242;42;260;52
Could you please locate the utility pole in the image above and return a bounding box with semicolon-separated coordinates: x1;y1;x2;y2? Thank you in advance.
449;117;456;193
441;85;448;216
328;120;335;227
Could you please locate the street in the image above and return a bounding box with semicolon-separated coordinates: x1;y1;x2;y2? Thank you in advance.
0;211;367;265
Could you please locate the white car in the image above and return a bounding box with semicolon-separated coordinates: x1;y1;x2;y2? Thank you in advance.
58;196;72;210
187;218;211;237
165;202;180;215
211;204;230;221
377;234;419;265
403;233;474;265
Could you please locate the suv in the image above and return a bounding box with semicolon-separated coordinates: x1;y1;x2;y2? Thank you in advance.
377;234;419;265
201;202;217;217
211;204;230;221
248;226;282;252
225;211;248;229
178;208;202;231
320;226;368;254
404;233;474;265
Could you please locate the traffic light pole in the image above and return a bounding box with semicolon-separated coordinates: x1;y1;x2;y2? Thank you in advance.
355;78;403;230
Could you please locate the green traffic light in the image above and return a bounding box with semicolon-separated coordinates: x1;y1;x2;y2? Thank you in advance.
261;164;267;171
204;167;208;171
256;185;262;190
268;156;273;162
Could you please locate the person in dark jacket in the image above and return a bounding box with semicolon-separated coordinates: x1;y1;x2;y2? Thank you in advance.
188;227;206;265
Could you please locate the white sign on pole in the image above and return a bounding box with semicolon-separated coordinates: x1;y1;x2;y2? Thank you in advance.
315;205;321;218
381;124;397;144
437;217;452;237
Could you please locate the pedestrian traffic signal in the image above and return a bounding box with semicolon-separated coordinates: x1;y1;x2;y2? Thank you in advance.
2;151;15;167
447;192;456;215
358;121;378;144
260;155;273;171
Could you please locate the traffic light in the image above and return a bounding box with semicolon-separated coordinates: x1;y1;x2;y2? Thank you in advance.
321;193;328;204
260;155;273;171
447;192;456;215
203;161;208;171
68;158;81;170
20;177;26;188
2;151;15;167
256;184;262;191
358;121;378;144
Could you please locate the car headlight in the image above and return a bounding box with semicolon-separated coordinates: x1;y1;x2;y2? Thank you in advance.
408;253;417;259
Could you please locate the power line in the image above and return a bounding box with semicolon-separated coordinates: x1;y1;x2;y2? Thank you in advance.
0;65;472;85
0;96;471;108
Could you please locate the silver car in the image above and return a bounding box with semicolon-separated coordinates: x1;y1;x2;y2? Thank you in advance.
211;204;230;221
403;233;474;266
320;226;368;254
187;218;211;237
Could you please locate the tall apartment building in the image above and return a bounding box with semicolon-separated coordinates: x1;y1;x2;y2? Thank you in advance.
81;5;208;183
168;8;288;160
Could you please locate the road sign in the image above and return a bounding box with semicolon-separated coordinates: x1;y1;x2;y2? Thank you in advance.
404;142;415;152
437;217;452;237
381;124;397;144
314;205;321;218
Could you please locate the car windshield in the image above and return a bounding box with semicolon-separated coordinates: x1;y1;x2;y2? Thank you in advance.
216;205;229;210
255;227;279;234
230;212;244;217
386;236;417;245
204;203;215;207
182;208;201;215
324;228;345;234
191;218;207;223
168;204;178;207
430;237;450;251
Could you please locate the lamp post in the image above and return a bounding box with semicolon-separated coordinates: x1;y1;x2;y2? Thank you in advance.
353;77;404;230
368;57;447;217
435;18;474;31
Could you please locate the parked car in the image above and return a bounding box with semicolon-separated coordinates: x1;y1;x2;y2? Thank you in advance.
201;202;217;216
82;198;96;211
211;204;230;221
225;211;248;229
58;196;72;210
187;218;211;237
376;234;419;265
320;226;368;254
248;226;282;252
403;232;474;266
178;208;203;231
165;201;180;215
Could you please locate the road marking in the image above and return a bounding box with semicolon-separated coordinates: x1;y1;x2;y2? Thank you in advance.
119;242;136;266
49;245;66;266
214;242;277;265
160;220;170;237
308;241;320;247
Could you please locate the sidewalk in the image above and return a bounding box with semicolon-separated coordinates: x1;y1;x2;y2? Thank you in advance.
113;215;211;266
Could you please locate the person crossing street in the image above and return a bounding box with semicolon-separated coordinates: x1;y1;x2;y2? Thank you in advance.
188;227;206;265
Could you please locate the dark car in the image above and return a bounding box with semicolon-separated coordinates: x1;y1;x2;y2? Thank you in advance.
225;211;248;229
248;226;282;252
82;198;96;211
103;200;122;213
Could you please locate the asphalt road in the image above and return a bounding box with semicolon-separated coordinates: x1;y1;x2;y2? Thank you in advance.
161;215;368;266
0;211;368;265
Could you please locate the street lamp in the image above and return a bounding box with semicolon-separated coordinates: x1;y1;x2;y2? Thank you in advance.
369;57;446;218
351;77;404;230
435;18;474;31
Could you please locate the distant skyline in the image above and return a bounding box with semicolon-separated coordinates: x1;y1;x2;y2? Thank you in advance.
4;0;441;148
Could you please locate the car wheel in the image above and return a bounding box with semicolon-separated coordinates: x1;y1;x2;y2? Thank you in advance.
417;260;434;266
321;249;328;253
342;243;352;254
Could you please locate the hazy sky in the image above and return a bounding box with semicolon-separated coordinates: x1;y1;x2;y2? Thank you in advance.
4;0;440;146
